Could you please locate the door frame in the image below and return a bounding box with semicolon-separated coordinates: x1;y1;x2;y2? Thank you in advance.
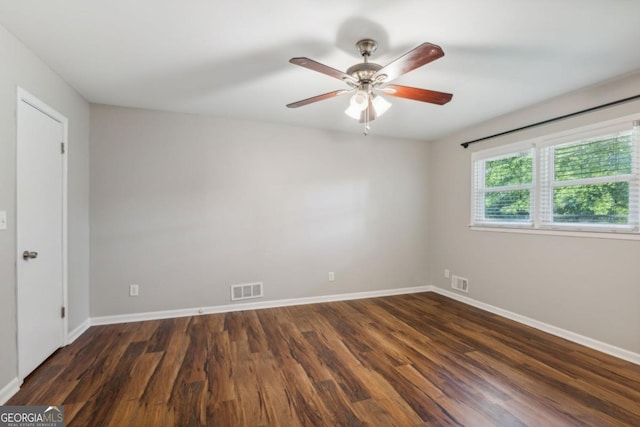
15;87;69;381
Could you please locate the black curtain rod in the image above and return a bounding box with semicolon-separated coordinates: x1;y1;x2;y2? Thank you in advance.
461;94;640;149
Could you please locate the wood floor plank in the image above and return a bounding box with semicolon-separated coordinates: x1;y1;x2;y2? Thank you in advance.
394;363;499;427
302;330;370;403
205;331;235;405
62;327;139;405
465;350;624;426
352;398;409;427
120;352;163;401
60;402;84;426
8;362;66;405
279;362;332;426
447;350;584;425
313;379;363;427
8;292;640;426
445;315;640;423
279;322;334;384
224;310;249;343
130;319;162;343
253;357;303;427
173;317;208;385
171;380;205;427
128;402;175;427
57;324;127;385
350;365;424;426
255;309;298;366
141;333;191;405
207;399;244;427
243;310;270;354
70;340;147;426
357;349;461;425
233;356;269;425
106;399;138;427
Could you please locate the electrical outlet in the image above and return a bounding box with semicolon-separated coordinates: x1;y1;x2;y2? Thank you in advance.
129;284;139;297
444;269;450;279
328;272;335;282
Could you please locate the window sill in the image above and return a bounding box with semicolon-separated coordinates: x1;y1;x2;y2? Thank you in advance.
469;225;640;241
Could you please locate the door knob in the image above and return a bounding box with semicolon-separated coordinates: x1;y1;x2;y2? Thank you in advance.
23;251;38;260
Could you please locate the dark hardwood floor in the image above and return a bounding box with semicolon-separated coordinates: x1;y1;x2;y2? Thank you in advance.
8;292;640;426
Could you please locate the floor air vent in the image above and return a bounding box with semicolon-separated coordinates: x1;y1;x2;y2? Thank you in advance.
231;282;263;301
451;275;469;293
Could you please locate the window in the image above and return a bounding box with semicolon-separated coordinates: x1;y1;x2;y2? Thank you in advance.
473;149;534;226
472;118;640;234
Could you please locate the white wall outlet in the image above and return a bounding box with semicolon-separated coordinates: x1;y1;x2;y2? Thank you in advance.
129;284;139;297
444;269;450;279
328;272;335;282
0;211;6;230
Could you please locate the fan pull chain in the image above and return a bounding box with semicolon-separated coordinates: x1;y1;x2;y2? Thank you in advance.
363;107;370;135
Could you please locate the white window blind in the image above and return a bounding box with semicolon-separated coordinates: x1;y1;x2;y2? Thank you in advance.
471;118;640;234
539;124;639;231
473;149;534;226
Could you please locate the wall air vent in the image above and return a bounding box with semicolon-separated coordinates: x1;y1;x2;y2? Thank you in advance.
451;275;469;293
231;282;263;301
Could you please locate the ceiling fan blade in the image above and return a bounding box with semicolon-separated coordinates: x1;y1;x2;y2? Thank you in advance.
382;84;453;105
286;89;352;108
373;43;444;83
290;57;357;84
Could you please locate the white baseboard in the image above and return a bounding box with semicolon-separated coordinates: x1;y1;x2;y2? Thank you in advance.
91;285;432;326
0;377;20;405
430;286;640;366
67;318;91;344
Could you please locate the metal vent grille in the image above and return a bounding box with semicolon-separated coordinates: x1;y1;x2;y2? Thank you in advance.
451;275;469;293
230;282;263;301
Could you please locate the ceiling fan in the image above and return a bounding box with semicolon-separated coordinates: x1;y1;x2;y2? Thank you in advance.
287;39;453;134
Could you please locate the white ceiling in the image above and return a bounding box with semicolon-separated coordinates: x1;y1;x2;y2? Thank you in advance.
1;0;639;140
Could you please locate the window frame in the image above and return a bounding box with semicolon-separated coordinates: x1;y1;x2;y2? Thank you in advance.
470;115;640;237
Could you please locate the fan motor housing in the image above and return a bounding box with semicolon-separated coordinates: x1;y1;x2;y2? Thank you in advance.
346;62;382;82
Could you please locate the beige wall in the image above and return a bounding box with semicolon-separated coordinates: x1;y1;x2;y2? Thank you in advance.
0;24;90;390
428;71;640;354
89;105;431;316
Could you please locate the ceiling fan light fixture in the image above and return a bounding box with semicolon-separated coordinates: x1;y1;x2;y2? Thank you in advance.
350;89;369;111
372;94;391;117
346;87;370;119
345;103;363;119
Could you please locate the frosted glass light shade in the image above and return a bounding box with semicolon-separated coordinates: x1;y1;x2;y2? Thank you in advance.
350;90;369;111
372;95;391;117
345;103;362;119
344;91;391;121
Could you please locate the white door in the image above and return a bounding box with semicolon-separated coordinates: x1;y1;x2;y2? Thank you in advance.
17;91;66;379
